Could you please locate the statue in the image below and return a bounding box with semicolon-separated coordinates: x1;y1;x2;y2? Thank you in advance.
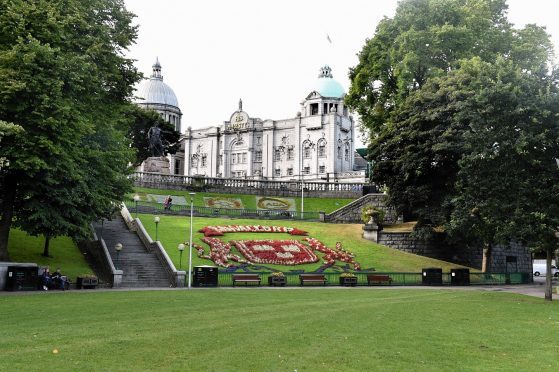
147;124;164;157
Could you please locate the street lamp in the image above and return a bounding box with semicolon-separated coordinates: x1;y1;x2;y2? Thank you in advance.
187;192;196;289
154;216;160;241
133;194;140;218
178;243;185;270
115;243;123;270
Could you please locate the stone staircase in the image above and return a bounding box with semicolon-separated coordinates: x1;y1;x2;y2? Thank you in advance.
93;216;173;288
324;193;401;224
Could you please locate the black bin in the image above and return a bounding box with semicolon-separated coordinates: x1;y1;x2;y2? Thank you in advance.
193;266;218;287
5;266;39;291
422;268;443;285
450;268;470;286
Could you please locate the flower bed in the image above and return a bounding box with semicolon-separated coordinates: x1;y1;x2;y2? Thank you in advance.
231;240;318;265
195;225;360;270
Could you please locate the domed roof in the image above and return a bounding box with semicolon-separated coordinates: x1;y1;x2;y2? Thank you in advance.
312;65;345;98
135;58;180;108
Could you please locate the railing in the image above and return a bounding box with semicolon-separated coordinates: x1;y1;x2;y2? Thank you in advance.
131;172;369;197
124;201;321;221
214;271;532;287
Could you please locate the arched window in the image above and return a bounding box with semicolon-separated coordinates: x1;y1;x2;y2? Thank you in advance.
317;139;327;158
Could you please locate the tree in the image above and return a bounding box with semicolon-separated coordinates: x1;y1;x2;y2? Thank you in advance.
0;0;141;260
124;105;181;167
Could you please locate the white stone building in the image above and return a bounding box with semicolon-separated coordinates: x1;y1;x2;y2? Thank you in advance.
182;65;355;181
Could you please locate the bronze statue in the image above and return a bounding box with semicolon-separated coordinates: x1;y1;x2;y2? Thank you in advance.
147;124;164;157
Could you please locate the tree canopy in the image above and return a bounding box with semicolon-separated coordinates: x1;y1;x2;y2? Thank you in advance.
0;0;141;260
346;0;559;280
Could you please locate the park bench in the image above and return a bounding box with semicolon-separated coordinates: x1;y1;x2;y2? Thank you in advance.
232;274;261;287
367;274;392;286
299;274;327;286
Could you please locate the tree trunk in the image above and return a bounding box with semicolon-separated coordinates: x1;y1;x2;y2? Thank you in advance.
545;246;553;301
42;235;51;257
481;243;492;273
0;177;17;261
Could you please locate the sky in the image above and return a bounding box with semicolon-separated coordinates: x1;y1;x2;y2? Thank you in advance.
124;0;559;146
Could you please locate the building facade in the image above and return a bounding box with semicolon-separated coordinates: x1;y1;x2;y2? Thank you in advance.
182;65;355;181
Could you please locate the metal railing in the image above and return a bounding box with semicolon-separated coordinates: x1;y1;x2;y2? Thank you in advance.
125;201;321;221
213;271;532;287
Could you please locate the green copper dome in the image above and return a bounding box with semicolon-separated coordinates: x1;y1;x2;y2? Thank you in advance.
313;65;345;98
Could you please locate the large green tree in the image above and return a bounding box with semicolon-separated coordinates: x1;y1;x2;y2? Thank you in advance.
347;0;559;300
0;0;140;260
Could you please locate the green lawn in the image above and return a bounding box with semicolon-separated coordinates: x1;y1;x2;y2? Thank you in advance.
0;289;557;370
7;229;94;280
138;214;469;273
132;186;354;213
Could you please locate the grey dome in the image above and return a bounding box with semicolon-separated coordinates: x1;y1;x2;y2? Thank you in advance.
135;58;180;108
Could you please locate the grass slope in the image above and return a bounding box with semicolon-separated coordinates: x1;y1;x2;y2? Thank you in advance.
7;229;94;279
139;214;468;272
0;289;557;370
132;186;354;213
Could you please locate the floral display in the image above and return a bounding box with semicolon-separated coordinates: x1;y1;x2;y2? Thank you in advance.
198;225;307;237
231;240;318;265
304;238;361;271
194;225;360;270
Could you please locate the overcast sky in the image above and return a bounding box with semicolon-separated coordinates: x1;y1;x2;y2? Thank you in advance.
124;0;559;146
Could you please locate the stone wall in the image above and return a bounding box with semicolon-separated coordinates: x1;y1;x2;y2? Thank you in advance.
376;231;532;272
324;193;400;224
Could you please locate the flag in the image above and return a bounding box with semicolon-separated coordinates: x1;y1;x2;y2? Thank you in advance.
326;34;332;44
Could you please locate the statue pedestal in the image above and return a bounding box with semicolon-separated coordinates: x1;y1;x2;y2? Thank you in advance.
144;156;170;174
363;223;381;242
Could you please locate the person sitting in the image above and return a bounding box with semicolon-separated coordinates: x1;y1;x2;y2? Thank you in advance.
41;267;51;290
51;267;69;290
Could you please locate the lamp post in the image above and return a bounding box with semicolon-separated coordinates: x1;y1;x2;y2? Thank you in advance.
133;194;140;218
178;243;185;270
187;192;196;289
115;243;123;270
154;216;160;241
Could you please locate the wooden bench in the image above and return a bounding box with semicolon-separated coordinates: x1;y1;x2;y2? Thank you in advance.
299;274;327;286
367;274;392;285
232;274;261;287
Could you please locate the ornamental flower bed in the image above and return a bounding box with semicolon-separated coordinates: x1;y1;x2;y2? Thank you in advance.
199;225;307;237
231;240;318;265
194;225;360;270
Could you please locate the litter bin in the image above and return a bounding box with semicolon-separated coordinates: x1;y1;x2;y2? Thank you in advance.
422;268;443;285
450;268;470;286
5;266;39;291
193;266;218;287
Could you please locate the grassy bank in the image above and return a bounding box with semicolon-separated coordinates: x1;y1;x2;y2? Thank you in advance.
138;214;468;272
0;289;556;370
7;229;94;279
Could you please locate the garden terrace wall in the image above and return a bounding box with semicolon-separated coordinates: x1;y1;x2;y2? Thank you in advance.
131;172;368;198
377;231;532;273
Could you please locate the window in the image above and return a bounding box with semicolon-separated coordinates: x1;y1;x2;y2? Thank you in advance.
242;153;247;164
274;148;281;161
255;151;262;162
275;168;281;177
191;156;198;167
345;147;350;161
303;166;310;175
310;103;318;115
256;136;262;145
201;155;207;167
318;140;326;158
287;168;293;176
337;146;342;159
287;148;294;160
303;147;311;159
174;160;181;175
319;165;325;174
232;154;237;164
